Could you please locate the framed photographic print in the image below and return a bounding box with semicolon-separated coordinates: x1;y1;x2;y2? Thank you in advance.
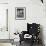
15;7;26;20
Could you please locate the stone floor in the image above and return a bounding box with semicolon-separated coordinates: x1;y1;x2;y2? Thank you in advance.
19;41;43;46
0;43;13;46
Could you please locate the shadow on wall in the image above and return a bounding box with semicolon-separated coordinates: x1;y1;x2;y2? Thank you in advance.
40;25;45;46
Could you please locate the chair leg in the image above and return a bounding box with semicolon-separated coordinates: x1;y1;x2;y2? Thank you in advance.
20;41;21;45
30;39;34;46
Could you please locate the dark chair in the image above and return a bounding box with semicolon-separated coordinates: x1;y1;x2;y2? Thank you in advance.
19;23;40;46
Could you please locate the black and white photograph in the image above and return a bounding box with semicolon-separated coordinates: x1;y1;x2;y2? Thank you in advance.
0;0;45;46
15;7;26;20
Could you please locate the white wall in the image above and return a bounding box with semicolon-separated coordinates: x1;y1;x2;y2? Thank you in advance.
0;4;9;39
0;0;46;46
8;0;46;46
0;3;12;46
0;0;9;3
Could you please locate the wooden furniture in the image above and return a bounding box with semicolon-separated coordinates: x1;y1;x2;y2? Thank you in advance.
19;23;40;46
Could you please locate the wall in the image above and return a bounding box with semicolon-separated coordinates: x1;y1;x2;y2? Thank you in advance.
0;4;9;39
0;3;12;46
8;0;46;46
0;0;9;3
0;0;46;46
9;0;44;37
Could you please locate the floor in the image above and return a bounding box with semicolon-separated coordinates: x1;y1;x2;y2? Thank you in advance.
0;41;43;46
19;41;43;46
0;43;13;46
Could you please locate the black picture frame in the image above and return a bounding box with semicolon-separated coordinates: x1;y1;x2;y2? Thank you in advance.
15;7;26;20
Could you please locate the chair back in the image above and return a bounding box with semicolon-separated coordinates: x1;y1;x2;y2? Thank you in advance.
27;23;40;35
